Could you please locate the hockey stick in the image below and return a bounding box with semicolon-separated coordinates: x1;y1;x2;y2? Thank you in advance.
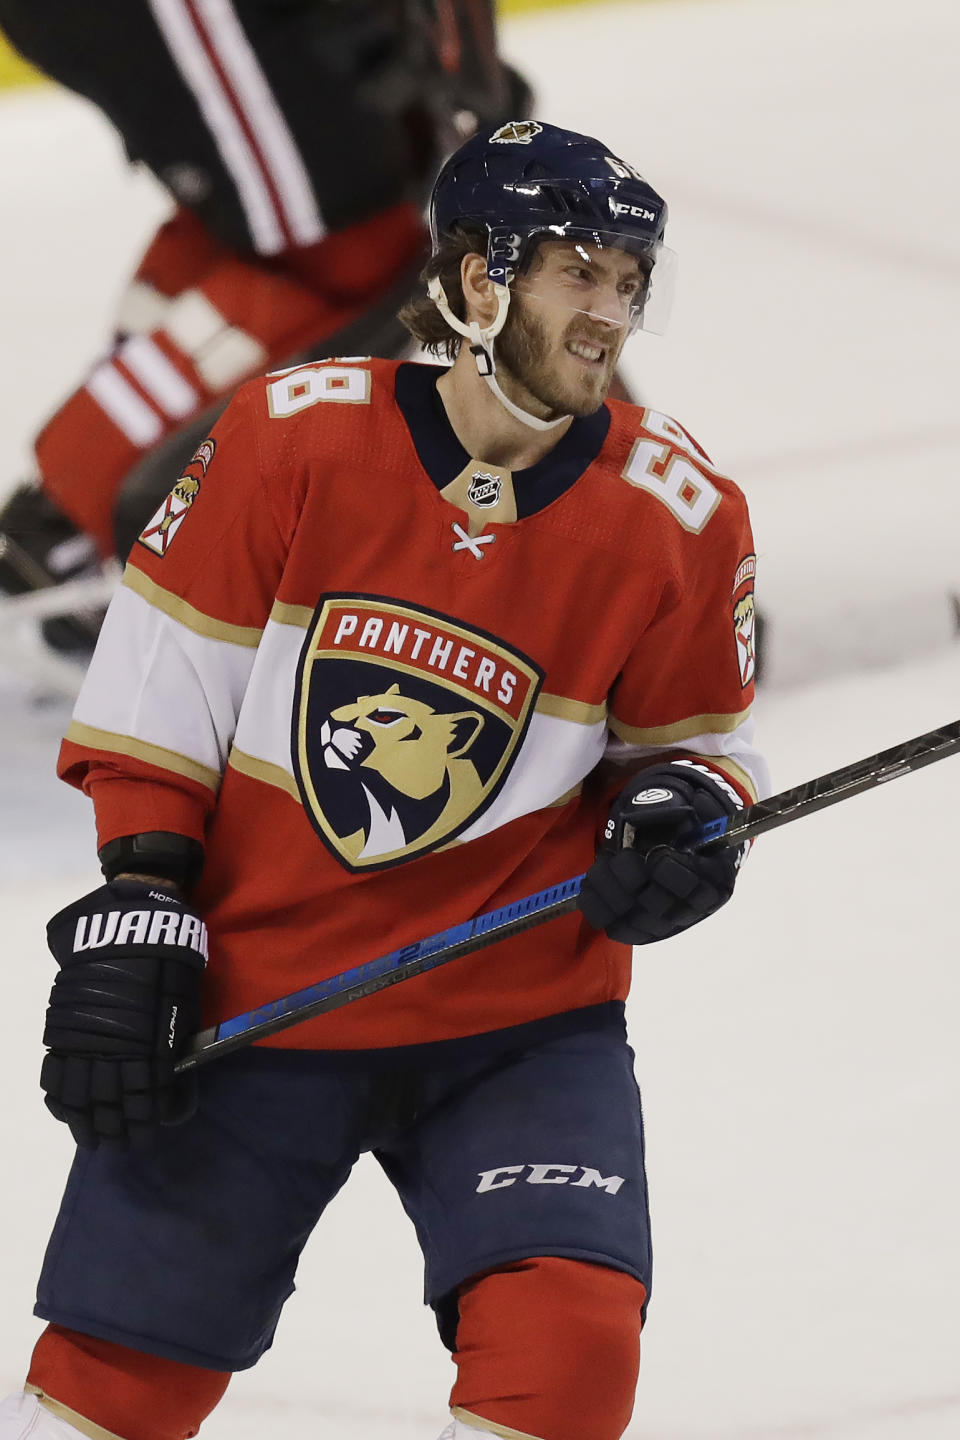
175;717;960;1073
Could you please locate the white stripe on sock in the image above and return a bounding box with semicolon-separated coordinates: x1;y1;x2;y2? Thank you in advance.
119;335;199;419
147;0;285;253
86;365;164;447
195;0;325;245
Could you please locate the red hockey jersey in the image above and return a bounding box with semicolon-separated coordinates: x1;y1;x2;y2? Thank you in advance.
58;358;767;1049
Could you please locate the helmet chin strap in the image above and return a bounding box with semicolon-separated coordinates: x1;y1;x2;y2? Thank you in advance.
427;277;569;432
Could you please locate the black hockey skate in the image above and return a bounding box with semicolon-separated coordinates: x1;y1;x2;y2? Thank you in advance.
0;482;106;656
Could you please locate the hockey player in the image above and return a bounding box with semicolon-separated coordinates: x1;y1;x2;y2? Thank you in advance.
1;122;768;1440
0;0;529;659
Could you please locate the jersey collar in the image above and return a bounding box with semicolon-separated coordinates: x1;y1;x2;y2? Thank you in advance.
394;362;610;520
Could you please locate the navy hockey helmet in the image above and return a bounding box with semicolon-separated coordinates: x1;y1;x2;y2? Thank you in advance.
428;119;672;328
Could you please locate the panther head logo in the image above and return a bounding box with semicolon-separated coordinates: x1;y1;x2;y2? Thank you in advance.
294;597;543;871
317;684;486;861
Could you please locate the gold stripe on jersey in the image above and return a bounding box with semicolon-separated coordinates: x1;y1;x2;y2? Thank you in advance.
549;780;584;808
123;565;264;647
227;746;301;801
608;706;753;747
536;692;607;726
270;599;315;629
431;781;583;855
689;752;760;804
64;721;222;793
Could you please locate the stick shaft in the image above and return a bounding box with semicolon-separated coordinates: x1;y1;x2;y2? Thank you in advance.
177;716;960;1071
177;876;584;1072
694;717;960;851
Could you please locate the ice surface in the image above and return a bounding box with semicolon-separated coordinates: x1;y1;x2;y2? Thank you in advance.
1;0;958;1435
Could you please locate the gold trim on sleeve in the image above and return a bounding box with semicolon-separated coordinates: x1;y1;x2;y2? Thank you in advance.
689;752;759;803
548;781;583;808
227;746;302;801
65;721;222;794
269;599;314;629
123;565;264;648
608;706;753;746
535;693;607;726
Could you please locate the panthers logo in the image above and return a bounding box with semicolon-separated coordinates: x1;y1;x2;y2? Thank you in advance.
293;597;542;871
137;438;216;557
314;684;485;863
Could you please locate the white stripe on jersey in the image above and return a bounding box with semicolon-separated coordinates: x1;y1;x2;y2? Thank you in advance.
147;0;285;254
73;581;256;776
74;586;768;840
230;615;302;777
86;364;164;447
119;336;199;420
457;709;608;844
232;617;609;820
604;717;771;803
194;0;325;245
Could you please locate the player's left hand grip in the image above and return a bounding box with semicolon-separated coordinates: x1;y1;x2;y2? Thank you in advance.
578;764;744;945
42;880;208;1150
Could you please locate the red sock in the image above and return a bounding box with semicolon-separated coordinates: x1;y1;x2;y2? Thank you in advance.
36;201;426;554
27;1324;229;1440
451;1258;646;1440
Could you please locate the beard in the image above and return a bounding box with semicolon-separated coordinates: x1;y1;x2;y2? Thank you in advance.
495;293;622;418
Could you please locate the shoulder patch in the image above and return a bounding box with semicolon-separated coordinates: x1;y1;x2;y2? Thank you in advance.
136;438;215;557
732;553;757;686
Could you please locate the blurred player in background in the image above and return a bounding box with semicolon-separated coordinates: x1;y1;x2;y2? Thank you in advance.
0;0;530;661
0;121;767;1440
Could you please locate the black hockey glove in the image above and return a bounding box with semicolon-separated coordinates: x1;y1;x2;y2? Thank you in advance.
41;880;208;1150
579;763;744;946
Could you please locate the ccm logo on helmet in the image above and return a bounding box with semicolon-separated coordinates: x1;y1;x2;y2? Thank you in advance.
611;201;658;221
477;1164;626;1195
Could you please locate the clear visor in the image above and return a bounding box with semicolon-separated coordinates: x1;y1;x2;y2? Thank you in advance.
510;231;677;336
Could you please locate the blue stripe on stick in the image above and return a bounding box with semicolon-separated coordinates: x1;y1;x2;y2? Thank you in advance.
214;874;586;1043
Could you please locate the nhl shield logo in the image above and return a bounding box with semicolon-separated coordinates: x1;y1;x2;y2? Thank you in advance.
137;438;216;557
467;471;502;509
293;596;542;871
490;120;543;145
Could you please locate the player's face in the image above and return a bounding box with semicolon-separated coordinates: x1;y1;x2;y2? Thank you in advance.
498;242;643;416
